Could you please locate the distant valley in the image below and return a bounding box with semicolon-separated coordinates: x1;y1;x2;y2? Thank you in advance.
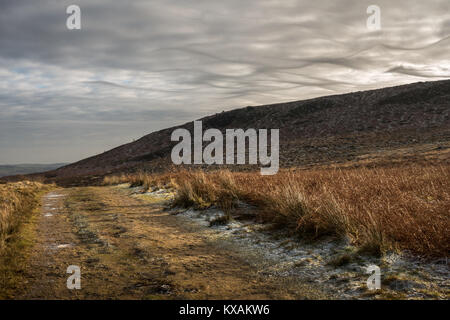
0;163;67;178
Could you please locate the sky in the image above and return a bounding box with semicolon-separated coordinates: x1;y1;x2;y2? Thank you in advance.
0;0;449;164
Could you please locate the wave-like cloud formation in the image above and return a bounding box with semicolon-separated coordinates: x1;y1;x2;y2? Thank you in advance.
0;0;449;162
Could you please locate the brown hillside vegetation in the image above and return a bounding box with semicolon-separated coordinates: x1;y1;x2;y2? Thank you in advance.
104;165;450;258
6;79;448;185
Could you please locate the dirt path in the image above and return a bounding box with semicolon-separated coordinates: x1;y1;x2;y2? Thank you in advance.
16;186;326;299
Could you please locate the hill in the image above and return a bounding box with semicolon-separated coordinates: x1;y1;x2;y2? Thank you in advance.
3;80;450;185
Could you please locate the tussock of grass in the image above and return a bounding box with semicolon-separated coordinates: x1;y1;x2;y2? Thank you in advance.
327;254;354;267
103;165;450;258
171;171;239;211
209;213;233;226
103;171;175;191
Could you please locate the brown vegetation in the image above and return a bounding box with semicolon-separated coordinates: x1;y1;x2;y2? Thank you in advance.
0;181;47;252
104;165;450;258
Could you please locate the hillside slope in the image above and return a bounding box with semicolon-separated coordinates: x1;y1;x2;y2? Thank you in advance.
6;80;450;184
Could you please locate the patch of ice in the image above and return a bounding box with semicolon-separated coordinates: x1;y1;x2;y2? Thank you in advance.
142;188;174;199
47;243;74;250
46;194;65;199
43;207;58;211
56;244;72;249
174;205;449;299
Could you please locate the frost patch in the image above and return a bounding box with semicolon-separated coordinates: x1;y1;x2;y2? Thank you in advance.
173;205;449;299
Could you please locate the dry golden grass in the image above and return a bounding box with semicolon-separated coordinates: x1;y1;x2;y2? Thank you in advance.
103;165;450;258
103;171;175;190
0;181;47;252
235;166;450;257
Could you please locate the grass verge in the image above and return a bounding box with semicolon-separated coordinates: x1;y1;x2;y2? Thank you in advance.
103;165;450;258
0;181;52;298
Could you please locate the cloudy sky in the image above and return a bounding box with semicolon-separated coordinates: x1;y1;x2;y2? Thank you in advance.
0;0;449;164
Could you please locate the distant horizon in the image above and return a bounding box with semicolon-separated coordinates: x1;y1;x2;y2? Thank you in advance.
0;162;68;177
0;162;68;166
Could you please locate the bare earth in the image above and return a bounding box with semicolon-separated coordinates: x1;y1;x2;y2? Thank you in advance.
16;186;326;299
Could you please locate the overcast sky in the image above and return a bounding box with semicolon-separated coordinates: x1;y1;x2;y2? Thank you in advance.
0;0;449;164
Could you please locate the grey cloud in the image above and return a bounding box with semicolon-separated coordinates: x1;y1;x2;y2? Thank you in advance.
0;0;449;163
387;65;450;78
